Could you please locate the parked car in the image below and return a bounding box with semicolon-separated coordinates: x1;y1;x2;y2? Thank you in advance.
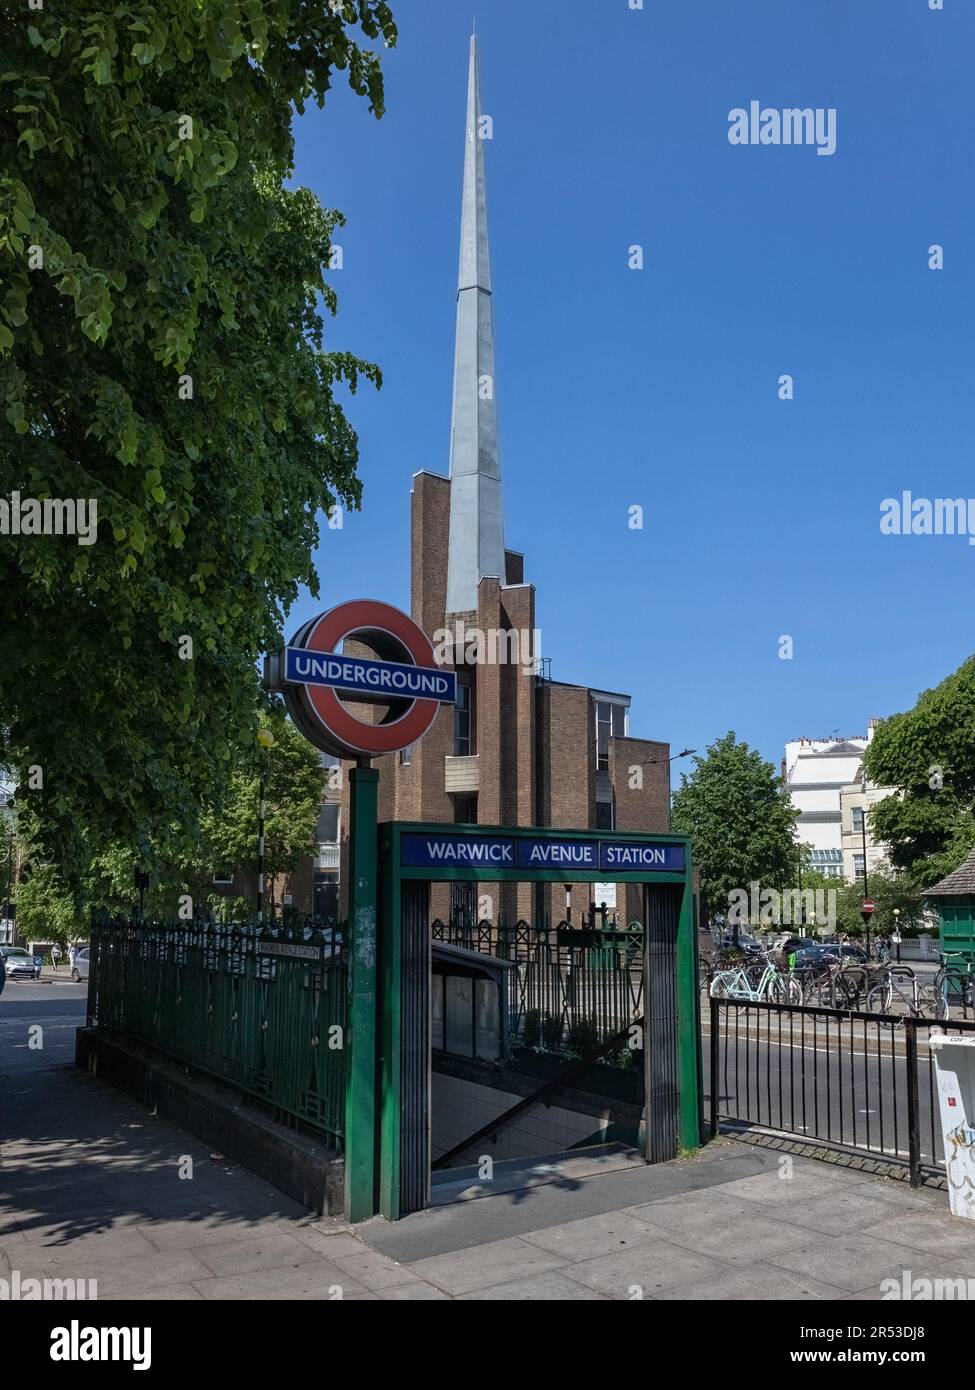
1;946;43;980
791;942;867;968
71;947;90;983
714;930;763;954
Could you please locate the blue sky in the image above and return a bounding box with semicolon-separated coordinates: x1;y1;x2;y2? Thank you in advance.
288;0;973;783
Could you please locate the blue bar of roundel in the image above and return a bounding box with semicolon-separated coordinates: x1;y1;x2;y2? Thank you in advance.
599;842;685;872
284;647;456;704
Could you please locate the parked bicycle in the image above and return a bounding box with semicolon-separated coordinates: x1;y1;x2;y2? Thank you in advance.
865;965;946;1019
709;951;801;1005
934;951;975;1019
801;955;890;1011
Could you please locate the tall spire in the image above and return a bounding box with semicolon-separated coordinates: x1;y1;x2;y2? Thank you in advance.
445;34;505;616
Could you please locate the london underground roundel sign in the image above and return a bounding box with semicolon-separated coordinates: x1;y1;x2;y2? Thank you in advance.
265;600;456;761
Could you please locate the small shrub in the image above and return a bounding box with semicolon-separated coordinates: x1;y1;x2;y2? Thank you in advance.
541;1012;564;1052
521;1008;541;1049
566;1015;600;1058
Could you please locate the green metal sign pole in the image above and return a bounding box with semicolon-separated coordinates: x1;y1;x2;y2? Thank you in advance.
676;860;701;1151
344;763;379;1223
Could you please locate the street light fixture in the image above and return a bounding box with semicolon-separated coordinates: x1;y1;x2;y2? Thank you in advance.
643;748;697;765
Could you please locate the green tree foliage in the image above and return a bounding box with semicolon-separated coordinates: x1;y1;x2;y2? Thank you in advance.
767;865;927;939
199;708;324;907
15;859;79;946
0;1;396;874
671;731;799;920
27;710;323;922
863;656;975;888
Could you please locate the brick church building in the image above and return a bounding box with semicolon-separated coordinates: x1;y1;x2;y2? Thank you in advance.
213;38;674;928
328;36;673;928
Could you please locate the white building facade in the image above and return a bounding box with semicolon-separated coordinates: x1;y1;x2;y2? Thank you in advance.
784;720;894;883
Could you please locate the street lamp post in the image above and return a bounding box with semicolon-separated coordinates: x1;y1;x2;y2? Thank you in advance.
2;800;13;929
256;728;277;924
1;806;13;946
858;787;872;958
860;811;869;897
796;842;806;933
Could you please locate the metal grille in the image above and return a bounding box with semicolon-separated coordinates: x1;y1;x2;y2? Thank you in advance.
430;917;645;1048
86;915;348;1146
710;998;975;1183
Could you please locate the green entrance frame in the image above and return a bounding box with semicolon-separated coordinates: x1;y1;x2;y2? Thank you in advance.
373;821;699;1222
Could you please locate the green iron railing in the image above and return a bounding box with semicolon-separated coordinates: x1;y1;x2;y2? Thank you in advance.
87;915;348;1147
431;917;644;1050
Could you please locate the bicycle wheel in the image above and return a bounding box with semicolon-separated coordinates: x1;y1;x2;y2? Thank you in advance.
933;982;950;1021
709;973;731;1000
763;972;800;1006
811;973;835;1008
743;960;767;989
939;969;971;1019
866;983;892;1015
832;974;861;1011
916;982;948;1020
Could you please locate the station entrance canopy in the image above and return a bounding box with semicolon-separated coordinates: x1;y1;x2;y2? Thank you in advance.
371;821;699;1221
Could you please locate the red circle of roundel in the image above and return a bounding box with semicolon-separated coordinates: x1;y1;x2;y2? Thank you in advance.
300;600;440;757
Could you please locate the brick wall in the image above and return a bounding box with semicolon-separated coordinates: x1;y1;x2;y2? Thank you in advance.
330;469;676;930
610;735;671;922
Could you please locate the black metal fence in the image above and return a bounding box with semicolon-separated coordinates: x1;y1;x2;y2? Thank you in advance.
87;915;348;1147
431;918;644;1050
709;997;975;1184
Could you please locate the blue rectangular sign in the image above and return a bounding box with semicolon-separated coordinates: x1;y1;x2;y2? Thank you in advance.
401;833;515;868
400;833;685;875
516;838;598;870
599;841;686;872
284;648;456;704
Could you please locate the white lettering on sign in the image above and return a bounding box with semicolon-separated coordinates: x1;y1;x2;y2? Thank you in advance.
292;654;449;697
605;846;669;867
425;841;514;864
526;843;595;866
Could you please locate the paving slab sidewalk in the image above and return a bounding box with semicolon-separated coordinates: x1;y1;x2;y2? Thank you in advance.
2;995;972;1301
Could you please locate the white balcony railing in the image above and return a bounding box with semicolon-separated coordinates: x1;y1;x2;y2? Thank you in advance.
445;754;480;794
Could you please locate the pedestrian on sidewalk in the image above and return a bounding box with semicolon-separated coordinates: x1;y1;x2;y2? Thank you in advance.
68;943;78;970
51;943;61;971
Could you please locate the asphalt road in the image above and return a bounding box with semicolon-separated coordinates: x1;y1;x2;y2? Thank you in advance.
0;977;86;1081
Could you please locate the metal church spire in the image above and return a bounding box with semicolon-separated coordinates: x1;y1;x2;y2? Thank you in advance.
445;33;505;616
